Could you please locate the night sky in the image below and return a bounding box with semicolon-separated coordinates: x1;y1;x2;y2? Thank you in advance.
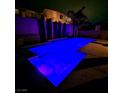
15;0;108;23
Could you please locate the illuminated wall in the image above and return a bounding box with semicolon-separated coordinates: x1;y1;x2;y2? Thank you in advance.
15;16;41;46
43;9;71;24
15;16;75;47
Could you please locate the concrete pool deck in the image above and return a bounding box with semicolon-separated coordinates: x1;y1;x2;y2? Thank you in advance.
80;39;108;59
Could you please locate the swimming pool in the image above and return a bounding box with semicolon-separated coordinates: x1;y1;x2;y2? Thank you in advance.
28;37;95;87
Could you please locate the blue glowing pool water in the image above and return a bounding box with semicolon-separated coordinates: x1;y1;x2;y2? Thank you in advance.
29;38;94;56
28;37;95;87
